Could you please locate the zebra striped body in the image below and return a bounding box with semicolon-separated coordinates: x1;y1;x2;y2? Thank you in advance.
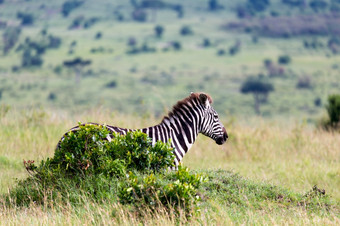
58;93;228;167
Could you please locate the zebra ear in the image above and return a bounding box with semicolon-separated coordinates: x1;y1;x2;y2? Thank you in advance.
199;93;209;107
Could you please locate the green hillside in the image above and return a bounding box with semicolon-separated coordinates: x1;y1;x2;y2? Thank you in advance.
0;0;340;121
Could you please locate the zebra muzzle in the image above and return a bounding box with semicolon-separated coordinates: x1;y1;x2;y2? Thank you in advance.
216;128;228;145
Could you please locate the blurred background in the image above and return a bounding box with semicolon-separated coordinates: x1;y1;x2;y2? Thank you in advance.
0;0;340;122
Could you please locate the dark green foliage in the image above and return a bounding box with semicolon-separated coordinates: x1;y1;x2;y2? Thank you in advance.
310;0;328;12
248;0;270;12
314;97;322;107
105;81;117;88
132;9;147;22
62;0;84;17
118;166;204;215
202;38;211;47
16;12;34;26
68;16;84;29
217;49;225;56
47;35;62;48
95;32;102;40
172;41;182;50
15;31;62;68
282;0;304;7
48;92;57;101
2;26;21;55
241;76;274;95
154;25;164;38
240;76;274;114
296;76;312;89
21;48;43;67
326;94;340;128
208;0;224;11
126;42;156;55
84;17;99;29
63;57;91;67
180;25;193;36
278;55;291;64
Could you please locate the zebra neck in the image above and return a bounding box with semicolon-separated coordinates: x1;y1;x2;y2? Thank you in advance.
140;117;198;166
163;116;198;162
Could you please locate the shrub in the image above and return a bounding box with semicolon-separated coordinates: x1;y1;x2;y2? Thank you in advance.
21;48;43;68
310;0;328;12
217;49;225;56
17;12;34;26
248;0;270;12
62;0;84;17
208;0;224;10
202;38;211;47
105;80;117;88
314;97;322;107
95;32;102;40
154;25;164;38
296;75;312;89
172;41;182;50
2;26;21;54
132;9;147;22
3;124;208;216
326;94;340;128
278;55;291;64
180;26;193;36
48;35;62;48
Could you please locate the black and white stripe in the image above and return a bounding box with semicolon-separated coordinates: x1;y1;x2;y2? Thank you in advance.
57;93;228;167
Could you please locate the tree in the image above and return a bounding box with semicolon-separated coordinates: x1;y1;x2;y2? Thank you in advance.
21;48;43;67
310;0;328;12
248;0;270;12
154;25;164;38
180;25;193;36
63;57;91;83
326;94;340;128
17;12;34;26
240;76;274;114
132;9;147;22
62;0;84;17
208;0;224;11
278;55;291;64
2;26;21;55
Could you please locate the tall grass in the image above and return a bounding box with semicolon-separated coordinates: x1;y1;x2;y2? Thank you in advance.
0;107;339;224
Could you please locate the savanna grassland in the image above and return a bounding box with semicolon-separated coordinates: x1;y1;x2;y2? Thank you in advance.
0;0;340;119
1;0;340;224
0;108;339;225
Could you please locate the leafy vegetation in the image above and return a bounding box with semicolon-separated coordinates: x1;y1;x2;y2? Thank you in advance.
320;94;340;130
3;124;205;216
240;76;274;114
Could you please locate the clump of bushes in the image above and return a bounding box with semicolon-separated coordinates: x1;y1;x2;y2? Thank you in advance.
4;124;204;216
319;94;340;130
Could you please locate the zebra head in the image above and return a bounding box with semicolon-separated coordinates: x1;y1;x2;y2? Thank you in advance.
197;93;228;145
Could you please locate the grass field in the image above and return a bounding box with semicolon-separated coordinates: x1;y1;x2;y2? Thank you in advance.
1;0;340;120
1;0;340;224
0;108;339;224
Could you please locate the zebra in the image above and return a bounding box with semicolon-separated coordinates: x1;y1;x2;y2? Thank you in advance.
57;92;228;167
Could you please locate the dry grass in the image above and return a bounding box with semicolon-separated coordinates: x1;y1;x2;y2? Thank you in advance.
0;108;339;224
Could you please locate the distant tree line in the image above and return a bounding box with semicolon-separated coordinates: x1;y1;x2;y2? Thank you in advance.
15;30;62;68
224;15;340;38
62;0;84;17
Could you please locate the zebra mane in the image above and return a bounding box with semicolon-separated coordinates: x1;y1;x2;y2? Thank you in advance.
162;92;213;122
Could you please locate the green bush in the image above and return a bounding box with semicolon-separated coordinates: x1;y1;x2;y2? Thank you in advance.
325;94;340;129
3;124;206;216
